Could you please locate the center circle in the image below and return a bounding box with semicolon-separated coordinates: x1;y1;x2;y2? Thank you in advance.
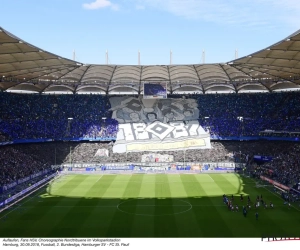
117;199;192;216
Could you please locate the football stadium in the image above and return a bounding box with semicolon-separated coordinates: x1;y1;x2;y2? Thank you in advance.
1;24;300;239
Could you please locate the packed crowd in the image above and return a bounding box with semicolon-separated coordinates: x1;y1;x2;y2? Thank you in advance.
0;93;117;141
60;141;237;164
62;140;300;193
1;92;300;141
1;141;299;198
0;145;51;186
186;91;300;137
248;143;300;189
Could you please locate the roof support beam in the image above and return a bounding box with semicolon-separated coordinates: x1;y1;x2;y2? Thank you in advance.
3;67;77;91
230;65;272;92
39;82;53;93
167;66;173;94
22;67;78;84
1;64;78;76
219;64;237;93
138;66;143;95
106;65;117;95
234;61;300;72
0;58;61;65
0;49;39;55
193;65;205;93
3;81;22;90
2;66;76;82
238;65;299;86
73;84;79;94
77;65;91;83
54;67;80;81
72;65;92;94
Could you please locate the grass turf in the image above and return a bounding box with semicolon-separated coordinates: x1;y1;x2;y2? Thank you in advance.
0;173;299;238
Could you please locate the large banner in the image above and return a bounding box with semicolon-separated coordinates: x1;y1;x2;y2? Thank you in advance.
94;148;109;157
109;97;199;124
56;162;243;173
110;97;210;153
141;153;174;163
260;175;290;191
113;121;211;153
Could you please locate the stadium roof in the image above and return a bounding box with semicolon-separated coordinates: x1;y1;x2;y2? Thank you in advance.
1;26;300;94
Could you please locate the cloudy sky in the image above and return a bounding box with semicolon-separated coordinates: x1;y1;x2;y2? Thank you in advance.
1;0;300;64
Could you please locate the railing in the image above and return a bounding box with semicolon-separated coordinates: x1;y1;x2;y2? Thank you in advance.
0;137;116;146
1;135;300;147
0;173;57;210
52;162;245;172
0;168;54;193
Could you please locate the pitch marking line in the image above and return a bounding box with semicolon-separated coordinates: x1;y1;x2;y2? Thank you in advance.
0;187;46;220
248;178;300;212
95;175;103;183
207;175;215;182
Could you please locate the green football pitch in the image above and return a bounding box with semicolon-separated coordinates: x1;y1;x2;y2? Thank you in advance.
0;173;299;238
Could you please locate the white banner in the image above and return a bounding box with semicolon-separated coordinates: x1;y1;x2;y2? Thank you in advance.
110;97;210;153
113;120;211;153
109;97;200;124
141;153;174;163
94;148;109;157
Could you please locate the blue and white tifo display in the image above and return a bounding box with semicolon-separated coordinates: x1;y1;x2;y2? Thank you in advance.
143;82;167;99
110;97;211;153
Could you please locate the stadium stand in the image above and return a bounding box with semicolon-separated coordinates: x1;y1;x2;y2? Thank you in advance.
1;92;300;142
193;92;300;137
0;146;52;186
248;143;300;188
0;93;117;141
1;140;299;185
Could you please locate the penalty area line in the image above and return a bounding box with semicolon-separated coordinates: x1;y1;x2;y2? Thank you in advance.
0;185;47;220
247;177;300;212
207;174;215;182
95;175;103;183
